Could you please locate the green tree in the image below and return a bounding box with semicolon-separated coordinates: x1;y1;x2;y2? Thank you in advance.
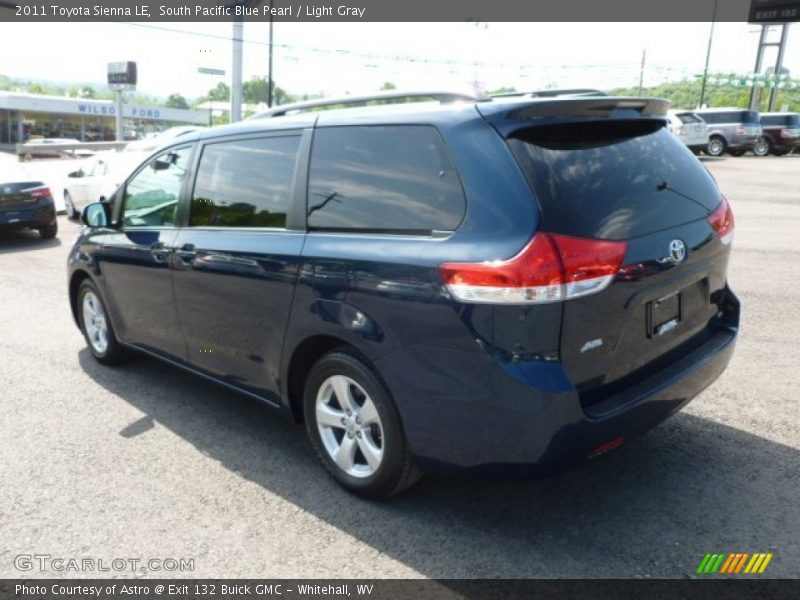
207;82;230;102
243;76;295;106
80;85;96;99
380;81;396;91
165;93;190;109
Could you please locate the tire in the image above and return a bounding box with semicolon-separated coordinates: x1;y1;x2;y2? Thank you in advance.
753;137;770;157
77;279;125;365
304;351;421;498
706;136;726;157
38;221;58;239
64;191;78;219
727;149;745;157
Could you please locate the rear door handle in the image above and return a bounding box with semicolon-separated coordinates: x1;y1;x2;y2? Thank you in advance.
175;243;197;262
149;241;170;263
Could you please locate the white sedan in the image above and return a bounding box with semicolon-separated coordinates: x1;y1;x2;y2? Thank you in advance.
63;152;148;218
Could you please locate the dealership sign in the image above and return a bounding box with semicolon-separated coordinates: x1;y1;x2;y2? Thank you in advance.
0;92;207;125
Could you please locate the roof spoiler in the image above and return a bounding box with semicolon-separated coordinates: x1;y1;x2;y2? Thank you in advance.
478;97;671;137
491;88;608;99
251;89;491;119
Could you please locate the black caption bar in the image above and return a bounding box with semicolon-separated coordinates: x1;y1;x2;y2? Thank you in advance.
0;0;759;22
3;580;800;600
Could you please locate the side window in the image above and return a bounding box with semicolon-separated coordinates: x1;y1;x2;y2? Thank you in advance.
122;146;191;228
307;125;466;234
190;135;300;228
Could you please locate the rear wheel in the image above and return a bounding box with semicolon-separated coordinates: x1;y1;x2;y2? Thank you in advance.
706;136;726;157
304;351;420;498
38;222;58;239
753;137;770;157
78;279;125;365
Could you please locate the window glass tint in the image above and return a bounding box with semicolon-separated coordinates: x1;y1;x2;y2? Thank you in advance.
123;146;191;228
677;113;703;124
307;125;465;233
508;121;720;240
190;136;300;228
763;114;799;127
740;111;760;123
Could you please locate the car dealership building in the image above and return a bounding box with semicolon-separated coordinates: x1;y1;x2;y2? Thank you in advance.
0;91;207;145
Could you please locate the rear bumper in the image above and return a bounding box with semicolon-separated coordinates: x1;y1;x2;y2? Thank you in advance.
0;202;56;229
380;288;739;474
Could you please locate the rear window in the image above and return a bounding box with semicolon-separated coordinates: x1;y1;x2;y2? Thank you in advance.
307;125;465;234
762;114;800;127
508;120;721;240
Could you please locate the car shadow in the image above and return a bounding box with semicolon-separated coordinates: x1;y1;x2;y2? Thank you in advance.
78;349;798;578
0;228;62;253
697;156;726;163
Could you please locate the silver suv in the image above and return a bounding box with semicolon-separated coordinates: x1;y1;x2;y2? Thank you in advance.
694;108;762;157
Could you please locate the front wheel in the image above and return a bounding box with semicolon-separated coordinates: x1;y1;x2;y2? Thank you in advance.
64;191;78;219
304;351;420;498
78;279;125;365
753;137;770;157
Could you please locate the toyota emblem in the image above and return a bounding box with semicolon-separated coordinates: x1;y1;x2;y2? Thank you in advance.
669;239;687;264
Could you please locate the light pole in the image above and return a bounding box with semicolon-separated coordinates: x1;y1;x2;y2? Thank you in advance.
698;0;719;109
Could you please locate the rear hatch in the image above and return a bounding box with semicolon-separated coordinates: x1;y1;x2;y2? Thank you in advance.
480;98;734;407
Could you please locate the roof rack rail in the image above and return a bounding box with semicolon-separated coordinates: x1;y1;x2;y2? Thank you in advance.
491;88;608;99
250;89;491;119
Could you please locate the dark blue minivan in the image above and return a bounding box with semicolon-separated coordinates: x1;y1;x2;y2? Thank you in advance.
68;92;739;497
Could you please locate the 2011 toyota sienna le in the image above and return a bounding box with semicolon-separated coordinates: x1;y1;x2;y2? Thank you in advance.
68;91;739;498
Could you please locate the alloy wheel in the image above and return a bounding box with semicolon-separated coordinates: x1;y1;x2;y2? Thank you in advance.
753;137;769;157
82;291;109;354
315;374;384;478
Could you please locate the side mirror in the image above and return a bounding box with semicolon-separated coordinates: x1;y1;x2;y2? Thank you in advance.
81;202;111;228
68;169;84;178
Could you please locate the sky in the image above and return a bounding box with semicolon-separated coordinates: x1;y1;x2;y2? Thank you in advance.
0;20;796;101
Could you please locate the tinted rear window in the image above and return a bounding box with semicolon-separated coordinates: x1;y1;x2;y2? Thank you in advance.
307;125;465;234
762;114;800;127
508;120;721;240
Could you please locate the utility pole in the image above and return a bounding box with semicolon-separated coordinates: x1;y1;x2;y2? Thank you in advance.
699;0;719;109
231;16;244;122
267;8;274;107
768;24;789;112
638;49;647;95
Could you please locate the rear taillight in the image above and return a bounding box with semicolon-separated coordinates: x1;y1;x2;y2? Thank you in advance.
24;186;51;199
707;195;735;245
439;233;627;304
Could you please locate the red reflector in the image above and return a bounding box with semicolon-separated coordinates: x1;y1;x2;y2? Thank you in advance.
589;436;624;458
27;186;51;199
439;233;626;304
707;195;735;245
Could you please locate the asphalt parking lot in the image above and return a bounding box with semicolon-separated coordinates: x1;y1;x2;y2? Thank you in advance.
1;154;798;579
